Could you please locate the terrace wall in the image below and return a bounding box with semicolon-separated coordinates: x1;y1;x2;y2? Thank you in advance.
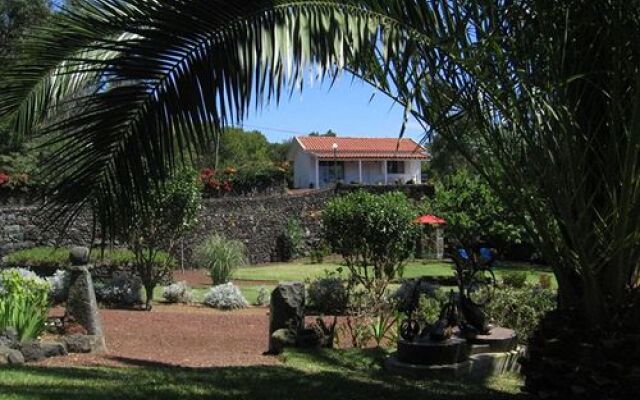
0;185;433;264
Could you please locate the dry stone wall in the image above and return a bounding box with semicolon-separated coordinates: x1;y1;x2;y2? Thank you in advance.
0;190;334;264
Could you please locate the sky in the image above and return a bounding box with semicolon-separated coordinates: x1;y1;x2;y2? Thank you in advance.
242;77;426;143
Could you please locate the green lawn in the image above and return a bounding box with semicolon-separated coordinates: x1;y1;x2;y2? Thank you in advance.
0;348;527;400
234;259;554;286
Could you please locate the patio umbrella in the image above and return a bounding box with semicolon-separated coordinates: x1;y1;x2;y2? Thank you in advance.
415;214;446;225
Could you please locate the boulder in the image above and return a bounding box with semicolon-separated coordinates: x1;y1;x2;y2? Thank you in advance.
267;282;305;354
0;346;24;365
0;328;18;349
41;341;68;358
19;341;45;362
64;335;106;354
270;329;297;355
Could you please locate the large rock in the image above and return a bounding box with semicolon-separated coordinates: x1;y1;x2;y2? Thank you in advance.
66;264;104;338
18;341;45;362
63;335;106;354
0;328;18;349
41;341;68;358
268;282;305;354
0;346;24;365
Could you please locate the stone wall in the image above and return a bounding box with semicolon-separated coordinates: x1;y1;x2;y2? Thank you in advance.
0;195;93;256
183;189;335;264
0;186;433;264
0;190;335;264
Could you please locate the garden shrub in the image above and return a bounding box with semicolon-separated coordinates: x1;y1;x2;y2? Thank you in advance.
393;279;439;313
0;268;50;341
47;269;71;305
162;281;193;304
483;286;556;343
278;218;304;261
94;272;143;308
323;191;418;302
254;286;270;306
538;273;553;289
194;234;247;285
501;271;528;288
307;276;349;314
203;283;249;310
2;247;173;276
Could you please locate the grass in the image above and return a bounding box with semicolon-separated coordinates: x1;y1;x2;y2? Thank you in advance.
4;246;174;267
234;259;555;286
0;348;528;400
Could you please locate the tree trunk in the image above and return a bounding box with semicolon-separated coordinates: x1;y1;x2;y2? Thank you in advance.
144;284;154;311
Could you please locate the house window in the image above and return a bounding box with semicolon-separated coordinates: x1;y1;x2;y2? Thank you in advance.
387;161;405;174
319;161;345;184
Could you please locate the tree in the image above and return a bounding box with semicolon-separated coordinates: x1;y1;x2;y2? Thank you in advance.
323;191;418;301
424;169;526;252
0;0;50;152
118;168;201;310
0;1;638;397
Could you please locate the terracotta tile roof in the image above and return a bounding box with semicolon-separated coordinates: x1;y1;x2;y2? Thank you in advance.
295;136;428;159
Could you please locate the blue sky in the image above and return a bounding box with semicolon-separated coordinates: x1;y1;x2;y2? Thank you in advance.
242;77;425;143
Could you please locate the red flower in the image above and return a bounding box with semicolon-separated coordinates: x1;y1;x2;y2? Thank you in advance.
208;179;221;190
200;168;215;180
223;180;233;192
0;172;10;186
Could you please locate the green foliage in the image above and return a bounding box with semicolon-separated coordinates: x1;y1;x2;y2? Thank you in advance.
278;218;304;261
424;169;526;248
0;268;50;341
194;234;247;285
121;168;201;309
307;275;348;314
484;287;556;343
538;274;553;290
323;191;418;300
3;247;174;272
501;272;528;289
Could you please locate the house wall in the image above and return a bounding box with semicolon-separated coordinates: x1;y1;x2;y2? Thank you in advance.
293;151;316;189
387;160;423;184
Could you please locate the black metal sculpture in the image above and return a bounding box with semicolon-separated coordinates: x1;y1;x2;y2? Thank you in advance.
399;247;496;342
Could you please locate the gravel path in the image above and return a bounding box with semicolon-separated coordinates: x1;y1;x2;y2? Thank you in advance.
38;305;280;368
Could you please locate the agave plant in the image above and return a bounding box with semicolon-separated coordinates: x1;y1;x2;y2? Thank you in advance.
0;1;638;396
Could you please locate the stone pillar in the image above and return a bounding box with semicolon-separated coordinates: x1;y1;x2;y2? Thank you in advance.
65;247;106;352
268;282;305;354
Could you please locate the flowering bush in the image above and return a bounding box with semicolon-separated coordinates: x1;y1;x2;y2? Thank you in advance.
203;283;248;310
94;272;143;308
162;281;193;304
0;268;51;341
0;172;10;186
199;163;289;197
199;168;234;195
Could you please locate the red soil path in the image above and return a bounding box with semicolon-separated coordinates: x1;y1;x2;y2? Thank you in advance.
38;305;280;368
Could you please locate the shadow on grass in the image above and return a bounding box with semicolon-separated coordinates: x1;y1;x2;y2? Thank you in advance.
1;349;531;400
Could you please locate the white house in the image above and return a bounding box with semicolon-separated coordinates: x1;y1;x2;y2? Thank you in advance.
288;136;429;189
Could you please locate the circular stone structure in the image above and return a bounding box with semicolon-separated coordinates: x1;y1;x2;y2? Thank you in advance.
397;337;470;365
467;327;517;353
387;327;521;380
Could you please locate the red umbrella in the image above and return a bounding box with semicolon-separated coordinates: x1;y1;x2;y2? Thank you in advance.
415;214;446;225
